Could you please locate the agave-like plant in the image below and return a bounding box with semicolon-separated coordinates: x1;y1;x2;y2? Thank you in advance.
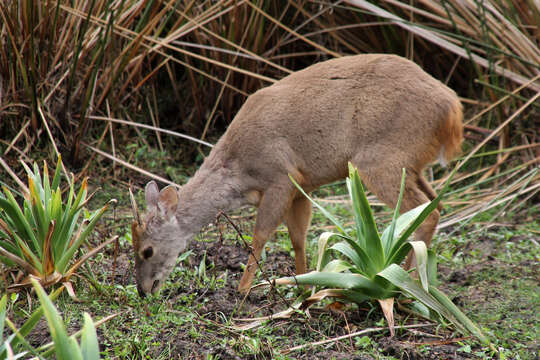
273;163;488;344
0;280;101;360
0;156;116;292
0;286;64;359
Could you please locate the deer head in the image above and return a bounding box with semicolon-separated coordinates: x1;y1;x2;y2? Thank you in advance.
131;181;187;297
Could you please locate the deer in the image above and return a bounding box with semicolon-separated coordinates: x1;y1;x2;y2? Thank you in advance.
130;54;463;297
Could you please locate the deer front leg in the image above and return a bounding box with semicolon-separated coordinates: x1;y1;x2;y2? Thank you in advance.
286;195;312;276
238;183;293;293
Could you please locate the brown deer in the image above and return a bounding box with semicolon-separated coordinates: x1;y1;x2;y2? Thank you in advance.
130;54;463;297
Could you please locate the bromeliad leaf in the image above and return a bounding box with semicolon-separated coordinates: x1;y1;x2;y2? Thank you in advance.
289;175;348;236
391;164;460;251
377;264;488;343
269;164;489;345
381;168;406;256
347;163;384;268
31;279;77;359
382;202;430;259
328;240;371;275
321;259;352;273
280;271;394;299
80;313;100;360
0;158;113;292
408;241;429;292
316;232;335;271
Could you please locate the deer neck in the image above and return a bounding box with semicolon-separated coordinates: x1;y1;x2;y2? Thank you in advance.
175;164;243;233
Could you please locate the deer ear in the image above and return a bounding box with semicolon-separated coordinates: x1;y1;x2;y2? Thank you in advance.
145;181;159;208
158;185;179;216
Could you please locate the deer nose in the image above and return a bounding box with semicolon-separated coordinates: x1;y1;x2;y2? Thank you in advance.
137;284;146;298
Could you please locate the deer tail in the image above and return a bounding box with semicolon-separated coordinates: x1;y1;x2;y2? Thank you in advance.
438;99;464;167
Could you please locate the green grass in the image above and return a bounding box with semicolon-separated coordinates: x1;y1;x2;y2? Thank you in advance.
5;176;538;359
433;222;540;359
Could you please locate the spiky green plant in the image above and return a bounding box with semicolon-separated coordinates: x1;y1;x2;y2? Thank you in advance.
0;280;101;360
0;286;64;359
31;278;101;360
0;156;116;291
274;163;489;344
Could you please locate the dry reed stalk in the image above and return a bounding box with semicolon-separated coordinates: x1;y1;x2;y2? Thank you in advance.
1;0;538;231
344;0;540;91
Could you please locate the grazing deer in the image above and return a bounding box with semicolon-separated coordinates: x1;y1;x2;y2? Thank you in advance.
130;54;463;297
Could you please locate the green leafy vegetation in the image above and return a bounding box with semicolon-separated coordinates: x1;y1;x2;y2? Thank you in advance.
269;164;488;345
0;157;116;291
0;286;63;359
0;281;102;360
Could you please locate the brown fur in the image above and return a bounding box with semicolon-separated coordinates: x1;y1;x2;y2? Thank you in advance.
132;54;463;295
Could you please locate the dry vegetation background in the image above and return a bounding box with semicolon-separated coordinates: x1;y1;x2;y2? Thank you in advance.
0;0;538;249
1;0;538;181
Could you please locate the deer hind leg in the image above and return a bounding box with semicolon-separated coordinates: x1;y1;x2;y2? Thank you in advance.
360;167;440;270
402;174;440;269
417;174;444;213
238;182;294;293
286;195;312;276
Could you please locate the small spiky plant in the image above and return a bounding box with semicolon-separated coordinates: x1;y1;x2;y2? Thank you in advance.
0;156;116;293
273;164;489;344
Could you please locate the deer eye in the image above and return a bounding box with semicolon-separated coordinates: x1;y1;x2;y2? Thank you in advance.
141;246;154;259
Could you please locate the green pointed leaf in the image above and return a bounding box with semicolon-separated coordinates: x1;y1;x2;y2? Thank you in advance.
56;201;110;272
347;163;384;268
321;259;352;273
67;336;84;360
8;286;64;352
19;161;33;180
346;178;365;244
0;294;6;345
0;189;40;257
316;232;335;271
281;271;394;299
409;241;428;292
385;240;412;268
0;239;19;259
9;228;42;271
429;286;489;344
31;162;42;192
50;189;63;229
56;208;82;261
328;238;374;275
409;301;432;319
289;175;348;235
341;289;371;304
383;202;430;260
393;165;459;254
381;168;406;255
80;313;100;360
28;177;49;254
427;250;439;286
54;175;77;259
30;279;74;359
378;264;488;344
2;320;38;359
392;200;439;257
43;161;52;213
51;155;63;191
71;178;88;216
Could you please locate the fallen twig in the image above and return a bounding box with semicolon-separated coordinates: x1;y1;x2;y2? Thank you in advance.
281;323;435;354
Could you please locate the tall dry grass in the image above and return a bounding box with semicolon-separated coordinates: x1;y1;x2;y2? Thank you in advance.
0;0;538;222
